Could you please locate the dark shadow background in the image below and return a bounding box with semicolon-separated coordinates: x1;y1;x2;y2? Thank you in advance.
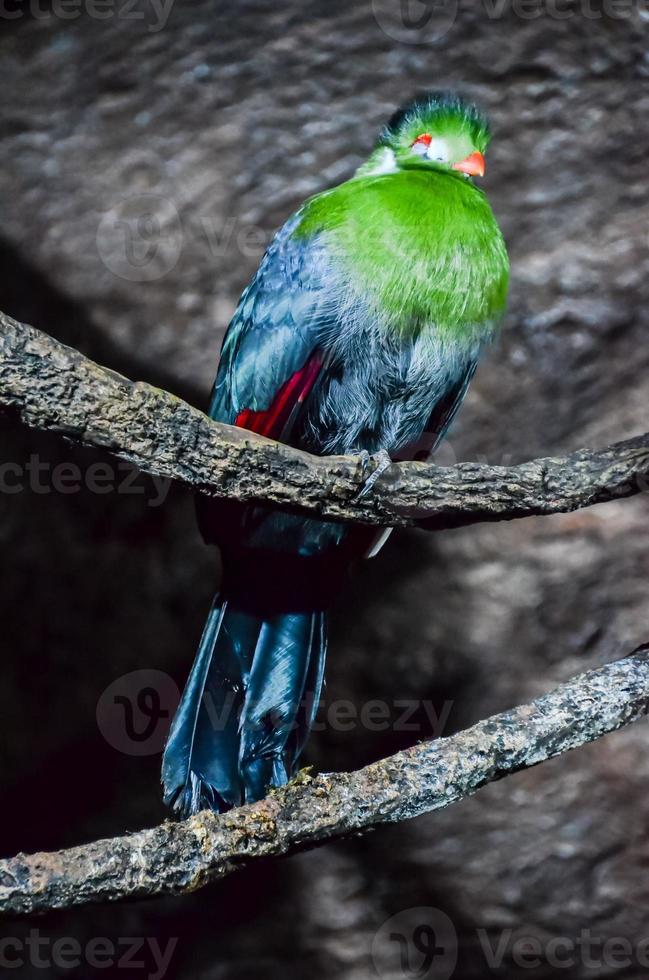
1;1;649;977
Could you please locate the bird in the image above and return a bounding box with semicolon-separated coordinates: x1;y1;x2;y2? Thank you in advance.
162;91;509;817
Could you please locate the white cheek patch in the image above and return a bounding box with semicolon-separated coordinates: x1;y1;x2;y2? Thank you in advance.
426;138;450;163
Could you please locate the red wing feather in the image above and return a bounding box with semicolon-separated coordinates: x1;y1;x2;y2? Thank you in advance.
235;351;324;441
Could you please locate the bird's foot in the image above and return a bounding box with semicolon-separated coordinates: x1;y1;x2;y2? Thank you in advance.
354;449;393;499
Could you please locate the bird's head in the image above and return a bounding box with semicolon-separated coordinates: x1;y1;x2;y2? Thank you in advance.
367;91;490;180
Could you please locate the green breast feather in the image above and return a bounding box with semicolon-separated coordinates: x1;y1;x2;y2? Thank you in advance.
296;169;509;340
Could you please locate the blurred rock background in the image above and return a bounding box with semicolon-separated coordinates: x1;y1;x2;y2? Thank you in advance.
1;1;648;977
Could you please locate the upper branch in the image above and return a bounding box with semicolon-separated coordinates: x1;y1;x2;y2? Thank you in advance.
0;310;647;529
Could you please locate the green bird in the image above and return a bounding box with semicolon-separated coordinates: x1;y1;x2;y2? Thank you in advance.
163;91;509;816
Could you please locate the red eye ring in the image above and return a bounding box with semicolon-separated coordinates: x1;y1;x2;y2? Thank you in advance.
412;133;432;147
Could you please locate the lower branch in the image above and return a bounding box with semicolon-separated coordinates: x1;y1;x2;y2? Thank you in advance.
1;646;648;916
0;310;648;529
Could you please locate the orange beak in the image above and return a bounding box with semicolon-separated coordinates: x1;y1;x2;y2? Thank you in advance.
452;151;486;177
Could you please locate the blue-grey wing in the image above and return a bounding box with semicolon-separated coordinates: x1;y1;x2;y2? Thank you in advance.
208;213;334;427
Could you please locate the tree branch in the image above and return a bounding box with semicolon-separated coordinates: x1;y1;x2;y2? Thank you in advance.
1;647;648;915
0;310;647;529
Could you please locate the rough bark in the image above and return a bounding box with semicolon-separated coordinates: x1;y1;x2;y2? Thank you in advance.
1;646;647;916
1;310;648;530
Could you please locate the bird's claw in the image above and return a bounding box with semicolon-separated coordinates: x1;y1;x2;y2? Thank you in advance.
354;449;393;499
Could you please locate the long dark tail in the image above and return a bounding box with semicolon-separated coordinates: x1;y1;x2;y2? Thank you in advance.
162;578;327;817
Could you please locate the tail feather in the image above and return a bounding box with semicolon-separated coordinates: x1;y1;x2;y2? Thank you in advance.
162;599;251;814
288;612;326;763
162;597;327;817
238;612;325;802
